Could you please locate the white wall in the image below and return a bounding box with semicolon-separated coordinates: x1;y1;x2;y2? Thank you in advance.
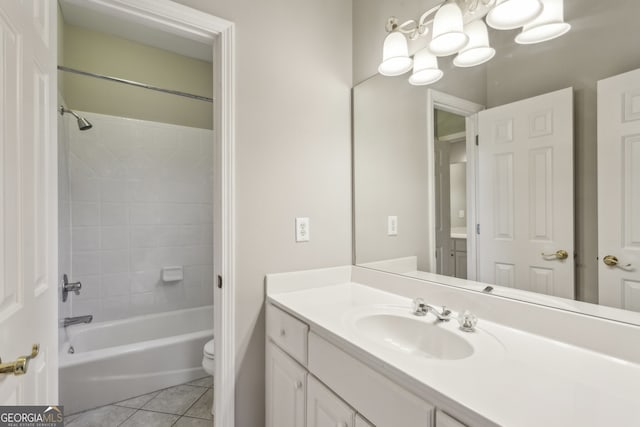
354;75;430;270
173;2;353;426
65;112;214;322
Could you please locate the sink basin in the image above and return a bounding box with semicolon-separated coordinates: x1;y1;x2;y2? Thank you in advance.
354;314;474;360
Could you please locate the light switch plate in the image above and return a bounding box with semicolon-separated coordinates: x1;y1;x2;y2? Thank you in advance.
296;217;310;242
388;216;398;236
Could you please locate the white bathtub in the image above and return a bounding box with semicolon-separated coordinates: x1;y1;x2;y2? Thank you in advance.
59;306;213;414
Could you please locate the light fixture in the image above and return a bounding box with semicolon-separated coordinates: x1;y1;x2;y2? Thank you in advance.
454;20;496;67
378;32;413;76
486;0;543;30
515;0;571;44
429;1;469;56
409;48;443;86
378;0;570;85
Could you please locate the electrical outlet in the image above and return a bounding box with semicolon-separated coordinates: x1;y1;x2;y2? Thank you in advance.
387;216;398;236
295;217;310;242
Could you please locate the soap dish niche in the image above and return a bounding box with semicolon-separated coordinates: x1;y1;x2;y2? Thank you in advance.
162;266;183;283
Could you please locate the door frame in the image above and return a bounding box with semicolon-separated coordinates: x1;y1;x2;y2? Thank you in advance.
426;90;484;280
58;1;236;426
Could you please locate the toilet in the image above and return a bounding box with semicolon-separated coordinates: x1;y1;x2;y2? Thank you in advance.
202;338;215;415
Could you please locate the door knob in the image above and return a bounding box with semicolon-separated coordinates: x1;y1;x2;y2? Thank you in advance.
0;344;39;376
603;255;632;268
541;250;569;260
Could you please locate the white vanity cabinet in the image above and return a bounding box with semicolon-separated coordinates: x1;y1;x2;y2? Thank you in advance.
355;415;374;427
266;342;307;427
267;303;470;427
307;375;355;427
436;410;467;427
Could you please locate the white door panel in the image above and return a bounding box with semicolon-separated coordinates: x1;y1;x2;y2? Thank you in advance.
478;88;574;298
598;69;640;311
0;0;58;404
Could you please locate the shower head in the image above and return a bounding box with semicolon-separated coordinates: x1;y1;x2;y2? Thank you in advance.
59;105;93;131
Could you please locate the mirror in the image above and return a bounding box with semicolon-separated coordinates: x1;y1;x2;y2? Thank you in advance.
353;0;640;325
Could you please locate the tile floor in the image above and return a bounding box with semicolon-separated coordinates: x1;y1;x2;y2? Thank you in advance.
65;376;214;426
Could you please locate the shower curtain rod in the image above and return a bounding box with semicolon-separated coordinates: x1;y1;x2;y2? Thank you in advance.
57;65;214;103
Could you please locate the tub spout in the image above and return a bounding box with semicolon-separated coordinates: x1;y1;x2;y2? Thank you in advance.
64;315;93;327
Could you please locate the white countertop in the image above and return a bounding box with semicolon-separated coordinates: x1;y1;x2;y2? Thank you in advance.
268;281;640;427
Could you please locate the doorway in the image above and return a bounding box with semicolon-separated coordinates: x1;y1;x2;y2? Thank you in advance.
0;1;235;426
426;90;484;281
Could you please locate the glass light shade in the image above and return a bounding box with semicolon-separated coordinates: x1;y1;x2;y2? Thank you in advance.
378;32;413;76
429;2;469;56
515;0;571;44
454;20;496;67
409;48;443;86
486;0;543;30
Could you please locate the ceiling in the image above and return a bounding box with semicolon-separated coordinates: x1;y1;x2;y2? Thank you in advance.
59;0;213;63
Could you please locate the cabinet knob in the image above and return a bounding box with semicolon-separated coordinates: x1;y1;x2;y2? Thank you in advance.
295;380;303;389
279;328;286;337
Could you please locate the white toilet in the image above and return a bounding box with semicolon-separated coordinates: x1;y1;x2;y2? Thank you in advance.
202;338;215;415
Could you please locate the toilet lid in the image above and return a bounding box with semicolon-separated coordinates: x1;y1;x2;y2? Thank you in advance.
204;339;215;357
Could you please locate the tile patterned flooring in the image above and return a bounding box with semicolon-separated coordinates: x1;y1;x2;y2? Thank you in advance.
65;376;214;426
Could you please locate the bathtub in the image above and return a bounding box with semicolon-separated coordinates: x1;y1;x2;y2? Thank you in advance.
59;306;213;414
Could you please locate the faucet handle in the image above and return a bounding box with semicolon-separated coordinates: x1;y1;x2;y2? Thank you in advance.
457;310;478;332
412;298;426;316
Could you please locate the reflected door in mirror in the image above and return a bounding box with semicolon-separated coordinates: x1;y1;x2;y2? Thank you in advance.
477;88;575;298
597;69;640;312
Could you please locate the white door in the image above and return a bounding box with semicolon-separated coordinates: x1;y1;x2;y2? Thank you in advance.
477;88;574;298
307;375;355;427
266;343;306;427
0;1;58;404
597;69;640;311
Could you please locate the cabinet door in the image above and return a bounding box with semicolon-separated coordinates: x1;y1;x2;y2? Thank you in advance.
307;375;355;427
355;414;374;427
266;343;306;427
436;410;467;427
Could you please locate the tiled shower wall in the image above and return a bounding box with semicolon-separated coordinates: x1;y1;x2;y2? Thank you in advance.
63;111;214;322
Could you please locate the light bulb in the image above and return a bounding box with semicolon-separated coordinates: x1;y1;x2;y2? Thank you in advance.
409;48;443;86
515;0;571;44
378;32;413;76
429;2;469;56
454;20;496;67
486;0;543;30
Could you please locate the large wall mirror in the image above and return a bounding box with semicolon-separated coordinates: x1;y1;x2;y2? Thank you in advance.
353;0;640;325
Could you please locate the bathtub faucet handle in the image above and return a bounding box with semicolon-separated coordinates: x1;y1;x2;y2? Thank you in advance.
62;274;82;302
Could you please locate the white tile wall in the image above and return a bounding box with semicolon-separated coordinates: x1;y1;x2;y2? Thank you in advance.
64;112;214;322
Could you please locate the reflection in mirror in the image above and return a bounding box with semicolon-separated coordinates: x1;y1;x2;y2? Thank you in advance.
433;110;467;279
353;1;640;325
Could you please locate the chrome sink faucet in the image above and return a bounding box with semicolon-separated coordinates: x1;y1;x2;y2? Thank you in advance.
412;298;452;321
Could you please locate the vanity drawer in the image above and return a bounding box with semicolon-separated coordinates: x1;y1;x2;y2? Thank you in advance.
436;410;467;427
267;304;309;365
308;332;434;427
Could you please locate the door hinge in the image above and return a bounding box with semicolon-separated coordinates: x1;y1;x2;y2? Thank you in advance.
217;275;223;289
476;224;480;235
475;135;479;146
